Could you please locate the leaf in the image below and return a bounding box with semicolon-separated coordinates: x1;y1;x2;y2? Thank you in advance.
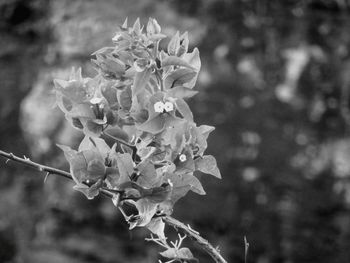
78;136;110;158
137;115;166;134
164;173;205;204
161;56;194;69
119;86;132;110
87;159;106;180
101;82;119;109
136;161;160;188
193;125;215;156
82;119;103;137
195;155;221;179
174;150;195;175
105;167;120;188
177;248;197;262
73;180;102;200
182;48;201;89
54;79;90;104
57;144;77;162
177;31;189;57
166;86;198;99
198;125;215;137
167;31;180;56
146;218;165;239
146;17;161;35
66;104;95;119
116;153;134;183
164;68;196;90
160;118;186;150
132;18;141;35
128;198;158;229
175;98;193;121
144;183;172;203
160;247;197;262
132;68;152;96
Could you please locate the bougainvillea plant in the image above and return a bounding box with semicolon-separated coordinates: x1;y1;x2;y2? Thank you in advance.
0;18;225;263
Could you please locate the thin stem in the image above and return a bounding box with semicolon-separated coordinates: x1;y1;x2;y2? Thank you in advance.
163;216;227;263
0;149;227;263
0;150;113;198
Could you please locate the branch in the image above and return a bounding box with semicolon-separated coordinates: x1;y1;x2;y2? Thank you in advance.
0;149;227;263
0;150;113;198
163;216;227;263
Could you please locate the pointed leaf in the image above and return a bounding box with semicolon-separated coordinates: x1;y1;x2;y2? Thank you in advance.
195;155;221;178
182;48;201;89
167;31;180;56
128;198;158;229
166;86;198;99
161;56;194;69
146;218;165;239
87;159;106;180
164;68;196;90
137;115;166;134
176;98;193;121
119;86;132;110
78;136;110;158
132;68;152;96
116;153;134;183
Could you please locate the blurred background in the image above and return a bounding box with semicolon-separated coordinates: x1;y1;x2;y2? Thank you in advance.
1;0;350;262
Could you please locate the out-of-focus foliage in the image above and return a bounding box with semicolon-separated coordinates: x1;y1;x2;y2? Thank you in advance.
2;0;350;262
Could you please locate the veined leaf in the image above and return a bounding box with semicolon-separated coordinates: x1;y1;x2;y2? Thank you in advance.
164;68;196;90
167;31;180;56
164;173;205;204
182;48;201;89
160;247;197;262
195;155;221;179
119;86;132;110
177;31;189;57
128;198;158;229
132;68;152;96
136;161;160;188
137;115;166;134
116;153;134;183
175;98;193;121
146;218;165;239
166;86;198;99
161;56;195;69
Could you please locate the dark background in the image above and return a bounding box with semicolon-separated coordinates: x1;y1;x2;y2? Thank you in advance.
1;0;350;262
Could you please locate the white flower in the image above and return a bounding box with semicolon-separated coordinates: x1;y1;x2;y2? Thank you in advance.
179;154;187;162
90;97;103;104
164;101;174;112
154;101;165;113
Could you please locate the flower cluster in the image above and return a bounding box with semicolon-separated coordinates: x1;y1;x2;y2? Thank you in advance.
54;18;221;259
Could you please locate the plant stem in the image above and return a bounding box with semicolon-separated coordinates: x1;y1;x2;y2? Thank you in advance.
0;150;113;198
0;149;227;263
163;216;227;263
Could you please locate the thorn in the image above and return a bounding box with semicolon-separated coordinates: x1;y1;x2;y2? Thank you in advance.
187;224;200;235
44;172;50;183
38;166;44;172
9;153;14;158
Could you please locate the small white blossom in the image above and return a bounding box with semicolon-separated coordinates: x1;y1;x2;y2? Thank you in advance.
90;97;103;104
179;154;187;162
164;101;174;112
154;101;165;113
